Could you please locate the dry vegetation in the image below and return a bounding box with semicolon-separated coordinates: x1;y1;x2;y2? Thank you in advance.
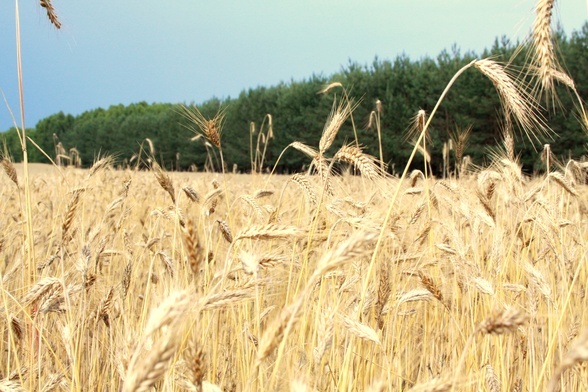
1;136;588;391
1;0;588;391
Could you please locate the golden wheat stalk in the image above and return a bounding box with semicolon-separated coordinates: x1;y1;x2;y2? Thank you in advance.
313;315;334;364
314;231;376;278
532;0;557;95
122;333;178;392
310;155;334;196
319;98;354;154
449;125;472;176
375;265;390;330
484;364;500;392
236;224;304;242
239;194;265;220
180;105;224;148
502;123;515;161
254;231;376;387
200;289;254;310
237;251;260;276
120;262;132;301
123;292;191;391
182;186;200;203
22;277;62;307
203;188;223;212
152;162;176;204
290;174;317;206
39;0;61;29
40;373;66;392
318;82;343;94
547;330;588;391
452;307;527;389
95;287;115;327
0;379;26;391
409;169;425;187
183;219;203;276
157;251;175;278
477;306;527;335
1;158;18;187
289;141;318;159
334;144;387;180
476;190;495;220
532;0;575;96
418;271;445;306
342;316;381;345
523;261;552;302
547;171;579;196
474;59;548;142
406;109;429;144
396;289;434;305
216;219;233;243
184;340;205;391
256;298;299;367
62;188;85;244
88;156;112;177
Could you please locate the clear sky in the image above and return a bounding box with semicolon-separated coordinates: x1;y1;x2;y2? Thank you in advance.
0;1;586;131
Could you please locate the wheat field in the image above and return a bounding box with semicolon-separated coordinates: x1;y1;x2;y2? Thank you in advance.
2;0;588;390
0;145;587;391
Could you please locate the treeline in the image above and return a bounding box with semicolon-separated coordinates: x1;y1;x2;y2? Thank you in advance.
3;24;588;174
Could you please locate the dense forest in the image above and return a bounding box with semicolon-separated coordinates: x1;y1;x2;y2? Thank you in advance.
3;24;588;175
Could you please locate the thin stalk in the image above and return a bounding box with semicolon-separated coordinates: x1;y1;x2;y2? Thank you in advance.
341;88;360;148
15;0;36;282
259;114;273;173
376;111;383;169
249;122;255;172
534;249;586;391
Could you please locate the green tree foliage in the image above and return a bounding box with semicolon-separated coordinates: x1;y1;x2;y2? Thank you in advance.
2;24;588;174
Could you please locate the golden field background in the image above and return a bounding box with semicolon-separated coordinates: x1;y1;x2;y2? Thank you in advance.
0;158;587;391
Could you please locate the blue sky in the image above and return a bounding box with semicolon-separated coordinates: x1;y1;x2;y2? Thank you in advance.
0;0;586;131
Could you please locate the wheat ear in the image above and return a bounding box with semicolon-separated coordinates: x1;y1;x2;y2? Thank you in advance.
62;188;85;244
547;330;588;391
179;105;224;148
152;162;176;204
1;158;18;187
474;59;548;142
318;98;354;155
533;0;556;85
40;0;61;29
122;291;191;392
334;144;387;180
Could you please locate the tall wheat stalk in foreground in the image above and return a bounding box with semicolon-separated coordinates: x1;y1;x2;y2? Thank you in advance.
11;0;64;284
5;0;61;281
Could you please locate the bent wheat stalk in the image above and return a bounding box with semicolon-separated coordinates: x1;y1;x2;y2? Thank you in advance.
474;59;548;143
